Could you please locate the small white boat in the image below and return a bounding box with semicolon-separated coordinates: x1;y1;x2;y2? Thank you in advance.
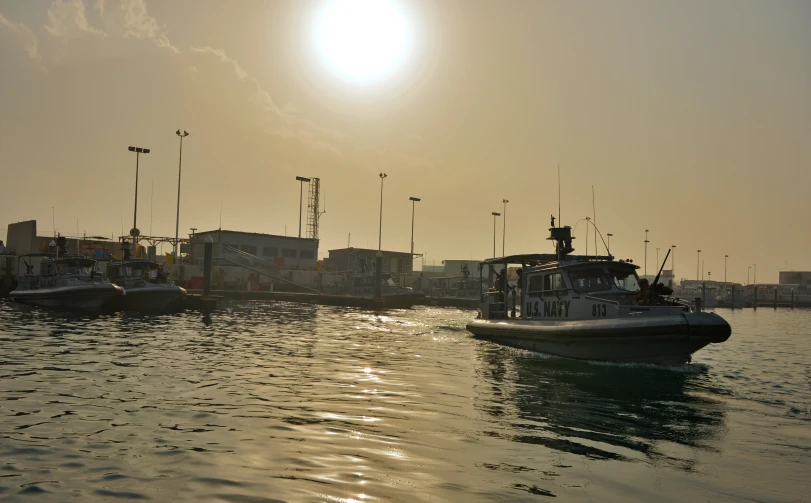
9;239;123;311
466;225;731;366
106;259;186;312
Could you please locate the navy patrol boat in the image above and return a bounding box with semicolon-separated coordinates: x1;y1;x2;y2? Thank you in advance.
106;242;186;312
9;236;123;311
466;223;731;365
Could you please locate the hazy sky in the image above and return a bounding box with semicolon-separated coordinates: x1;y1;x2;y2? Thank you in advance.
2;0;810;283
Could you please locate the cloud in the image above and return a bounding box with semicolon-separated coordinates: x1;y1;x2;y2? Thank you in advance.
0;11;42;59
114;0;179;54
45;0;107;38
191;46;247;80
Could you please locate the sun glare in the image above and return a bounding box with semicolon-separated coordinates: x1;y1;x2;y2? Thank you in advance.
312;0;414;85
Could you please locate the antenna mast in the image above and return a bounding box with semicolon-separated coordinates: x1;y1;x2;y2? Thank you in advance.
307;177;324;239
592;185;597;257
557;164;561;227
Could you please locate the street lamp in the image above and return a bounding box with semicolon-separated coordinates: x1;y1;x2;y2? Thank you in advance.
644;229;650;276
696;249;701;280
491;212;501;258
607;233;613;254
409;197;421;257
725;255;729;298
378;173;387;250
128;146;150;251
748;266;751;285
502;199;509;256
174;130;189;257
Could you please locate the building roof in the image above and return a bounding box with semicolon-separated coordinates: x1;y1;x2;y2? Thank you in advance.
327;247;412;256
195;229;317;242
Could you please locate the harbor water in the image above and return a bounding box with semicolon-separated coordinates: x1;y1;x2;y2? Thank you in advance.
0;301;809;502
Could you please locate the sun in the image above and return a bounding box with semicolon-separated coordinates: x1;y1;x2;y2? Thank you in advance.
312;0;414;85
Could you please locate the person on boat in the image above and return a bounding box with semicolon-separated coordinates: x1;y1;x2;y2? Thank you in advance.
636;278;650;304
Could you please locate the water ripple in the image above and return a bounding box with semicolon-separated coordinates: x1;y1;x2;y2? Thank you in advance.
0;301;809;501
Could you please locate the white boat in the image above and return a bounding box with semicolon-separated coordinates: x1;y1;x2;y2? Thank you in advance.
106;259;187;312
466;225;731;366
9;239;123;311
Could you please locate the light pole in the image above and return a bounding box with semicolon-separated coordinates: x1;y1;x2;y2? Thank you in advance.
607;233;613;254
378;173;387;250
128;146;150;252
724;254;729;298
502;199;509;256
754;264;756;285
748;266;751;285
644;229;650;277
409;196;420;258
696;249;701;280
491;212;501;258
174;130;189;257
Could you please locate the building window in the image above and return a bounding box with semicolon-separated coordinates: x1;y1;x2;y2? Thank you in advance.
240;245;257;255
263;246;278;257
282;248;297;258
300;250;315;259
223;243;239;251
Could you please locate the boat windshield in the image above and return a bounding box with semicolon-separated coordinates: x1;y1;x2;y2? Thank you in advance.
57;263;93;276
607;266;640;291
567;267;612;293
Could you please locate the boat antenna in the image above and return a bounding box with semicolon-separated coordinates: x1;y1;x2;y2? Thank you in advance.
149;178;154;236
557;163;561;228
592;185;597;257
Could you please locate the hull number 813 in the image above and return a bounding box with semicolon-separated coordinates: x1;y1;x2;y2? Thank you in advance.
592;303;607;317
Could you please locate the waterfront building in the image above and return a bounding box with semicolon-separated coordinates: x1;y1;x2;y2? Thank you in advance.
191;229;318;270
779;271;811;287
325;247;413;274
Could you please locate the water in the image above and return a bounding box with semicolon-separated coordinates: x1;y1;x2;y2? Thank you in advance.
0;301;809;502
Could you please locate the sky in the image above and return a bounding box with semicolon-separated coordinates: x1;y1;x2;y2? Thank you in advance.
1;0;810;284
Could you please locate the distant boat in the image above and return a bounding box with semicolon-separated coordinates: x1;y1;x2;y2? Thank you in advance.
106;259;186;312
466;224;731;366
9;237;123;311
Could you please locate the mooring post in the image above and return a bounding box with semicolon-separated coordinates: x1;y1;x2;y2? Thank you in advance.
702;281;706;306
374;251;383;299
774;287;778;310
791;289;795;309
754;284;758;310
695;297;702;313
731;285;735;309
203;235;213;296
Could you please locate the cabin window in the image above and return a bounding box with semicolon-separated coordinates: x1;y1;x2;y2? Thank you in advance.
527;272;566;294
300;250;315;259
282;248;297;258
608;267;640;291
568;267;612;293
528;275;544;293
263;246;278;257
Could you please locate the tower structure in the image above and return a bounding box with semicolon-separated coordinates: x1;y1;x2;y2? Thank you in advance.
306;177;324;240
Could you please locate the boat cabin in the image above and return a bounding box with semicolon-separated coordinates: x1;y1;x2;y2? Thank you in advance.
479;225;689;321
107;259;169;287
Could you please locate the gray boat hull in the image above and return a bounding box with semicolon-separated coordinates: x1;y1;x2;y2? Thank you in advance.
466;312;731;366
115;285;187;312
10;283;124;312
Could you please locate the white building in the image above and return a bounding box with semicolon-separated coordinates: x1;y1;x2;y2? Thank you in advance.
192;229;318;270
